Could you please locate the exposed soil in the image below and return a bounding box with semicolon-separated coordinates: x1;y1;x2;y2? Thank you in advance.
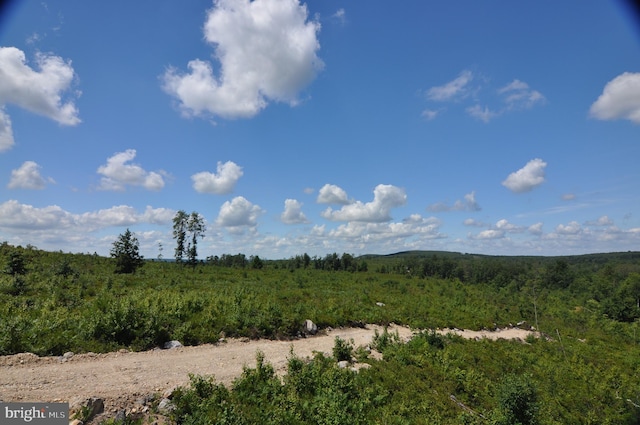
0;325;534;423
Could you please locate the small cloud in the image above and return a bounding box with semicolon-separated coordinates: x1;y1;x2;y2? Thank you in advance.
421;109;439;121
502;158;547;193
0;109;14;152
426;70;473;101
586;215;614;226
555;221;581;235
498;79;545;110
317;184;351;205
463;218;487;227
590;72;640;123
97;149;165;191
495;218;524;233
191;161;243;194
427;191;481;212
528;222;543;235
469;229;505;240
281;199;309;224
332;8;346;24
26;32;41;45
321;184;406;223
467;104;499;123
562;193;576;201
8;161;54;190
303;187;314;195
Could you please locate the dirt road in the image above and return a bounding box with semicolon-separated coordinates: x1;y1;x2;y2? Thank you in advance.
0;325;534;419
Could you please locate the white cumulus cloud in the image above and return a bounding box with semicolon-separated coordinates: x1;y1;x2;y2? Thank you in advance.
317;184;351;205
528;222;543;235
321;184;406;223
192;161;243;194
495;219;524;233
502;158;547;193
0;200;173;232
97;149;165;191
590;72;640;123
281;199;309;224
328;215;444;242
162;0;323;120
555;221;582;235
8;161;54;189
470;229;505;240
0;47;80;152
216;196;264;230
0;200;74;230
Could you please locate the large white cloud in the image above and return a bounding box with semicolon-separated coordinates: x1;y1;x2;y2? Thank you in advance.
502;158;547;193
162;0;323;119
0;200;173;232
8;161;53;190
216;196;264;231
97;149;165;191
192;161;243;194
0;200;74;230
325;214;444;243
427;70;473;101
281;199;309;224
316;184;351;205
590;72;640;123
0;47;80;152
321;184;406;222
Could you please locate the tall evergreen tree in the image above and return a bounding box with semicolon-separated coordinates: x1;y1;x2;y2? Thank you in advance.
110;229;144;274
173;210;189;263
186;211;206;267
173;210;206;266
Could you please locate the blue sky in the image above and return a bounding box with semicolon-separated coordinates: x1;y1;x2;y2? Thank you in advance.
0;0;639;259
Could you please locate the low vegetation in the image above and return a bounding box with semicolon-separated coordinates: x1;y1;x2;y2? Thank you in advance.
1;242;639;423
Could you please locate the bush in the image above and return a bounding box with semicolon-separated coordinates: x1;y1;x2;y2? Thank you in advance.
492;374;538;425
332;336;354;362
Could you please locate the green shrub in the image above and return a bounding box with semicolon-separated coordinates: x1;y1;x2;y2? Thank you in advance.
332;336;354;362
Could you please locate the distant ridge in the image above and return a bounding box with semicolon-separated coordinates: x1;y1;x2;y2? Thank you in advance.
358;250;640;264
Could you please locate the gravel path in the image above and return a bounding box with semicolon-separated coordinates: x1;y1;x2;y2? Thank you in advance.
0;325;534;419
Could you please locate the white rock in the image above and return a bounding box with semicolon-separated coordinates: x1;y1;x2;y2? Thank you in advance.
303;319;317;335
163;340;183;349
